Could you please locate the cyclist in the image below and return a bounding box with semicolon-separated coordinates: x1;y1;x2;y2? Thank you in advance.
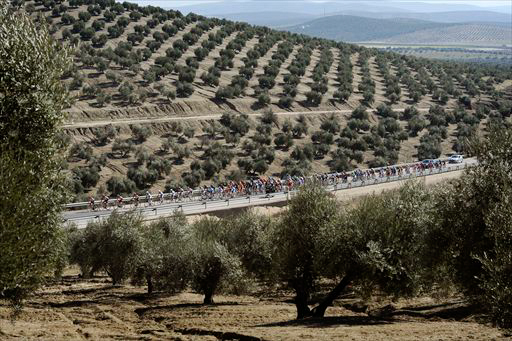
88;196;96;211
132;192;139;208
102;195;109;210
146;191;152;206
158;190;164;204
116;195;124;208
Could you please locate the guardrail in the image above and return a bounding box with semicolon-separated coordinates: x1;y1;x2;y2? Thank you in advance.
64;158;468;211
62;162;472;226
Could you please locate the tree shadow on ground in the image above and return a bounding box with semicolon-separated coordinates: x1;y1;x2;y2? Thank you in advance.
390;301;482;320
255;316;392;329
135;302;242;318
61;285;118;296
49;300;99;308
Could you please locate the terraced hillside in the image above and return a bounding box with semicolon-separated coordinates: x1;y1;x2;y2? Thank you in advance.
17;0;512;201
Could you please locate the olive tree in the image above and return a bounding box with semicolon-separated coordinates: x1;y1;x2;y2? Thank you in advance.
274;182;435;319
0;3;72;306
189;217;250;304
132;214;191;294
273;184;340;318
429;126;512;328
70;211;145;285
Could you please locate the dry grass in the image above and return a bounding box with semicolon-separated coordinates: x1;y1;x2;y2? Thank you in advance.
0;268;506;340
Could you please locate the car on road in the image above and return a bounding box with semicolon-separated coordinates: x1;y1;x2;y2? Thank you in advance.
448;154;464;163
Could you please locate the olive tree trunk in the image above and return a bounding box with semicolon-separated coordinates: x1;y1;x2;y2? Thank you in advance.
311;272;354;317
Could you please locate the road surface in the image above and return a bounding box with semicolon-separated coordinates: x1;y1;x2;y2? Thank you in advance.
62;160;474;228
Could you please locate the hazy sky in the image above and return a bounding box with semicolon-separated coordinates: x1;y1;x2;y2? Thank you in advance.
129;0;511;7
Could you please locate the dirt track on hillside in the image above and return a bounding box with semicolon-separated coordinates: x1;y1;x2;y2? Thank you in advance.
62;107;432;129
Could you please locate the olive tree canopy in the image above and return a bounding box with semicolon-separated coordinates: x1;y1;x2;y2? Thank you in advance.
0;2;71;305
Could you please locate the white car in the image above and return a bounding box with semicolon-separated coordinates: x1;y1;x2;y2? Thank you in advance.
448;154;464;163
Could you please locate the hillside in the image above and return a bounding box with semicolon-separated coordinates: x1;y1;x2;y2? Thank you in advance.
211;11;316;28
172;1;506;17
285;15;452;42
173;1;414;16
366;23;512;47
285;15;511;47
202;10;511;33
328;10;512;24
16;0;512;201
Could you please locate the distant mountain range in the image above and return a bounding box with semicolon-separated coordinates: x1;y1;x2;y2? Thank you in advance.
284;15;511;47
327;10;512;23
211;11;315;28
174;1;512;16
174;1;512;47
213;10;511;29
285;16;453;42
365;24;512;47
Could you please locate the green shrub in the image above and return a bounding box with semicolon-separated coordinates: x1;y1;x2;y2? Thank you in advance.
176;81;194;97
417;135;442;160
182;170;203;188
70;211;144;284
78;11;91;22
91;19;105;31
69;142;93;160
278;96;293;108
92;124;118;146
320;116;341;134
127;166;158;189
430;127;512;327
106;176;136;196
189;218;250;304
273;184;340;318
408;116;427;137
311;130;334;145
257;92;271;106
130;124;152;143
215;86;235;100
330;148;352;172
132;215;191;294
333;89;350;102
274;132;294;150
220;211;274;280
291;144;314;162
72;163;100;189
305;90;322;105
281;158;312;176
0;4;71;305
79;27;95;41
112;138;134;158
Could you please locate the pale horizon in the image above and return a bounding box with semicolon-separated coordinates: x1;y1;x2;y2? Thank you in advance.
128;0;511;8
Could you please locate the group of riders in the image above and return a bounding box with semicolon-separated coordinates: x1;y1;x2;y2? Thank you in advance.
87;160;448;211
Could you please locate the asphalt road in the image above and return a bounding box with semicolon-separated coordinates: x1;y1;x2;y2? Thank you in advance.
62;160;475;228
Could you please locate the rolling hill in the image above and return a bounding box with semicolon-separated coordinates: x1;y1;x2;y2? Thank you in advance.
173;1;506;17
327;10;512;24
199;9;511;33
13;0;512;201
285;15;511;47
210;11;317;28
285;15;454;42
366;24;512;47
